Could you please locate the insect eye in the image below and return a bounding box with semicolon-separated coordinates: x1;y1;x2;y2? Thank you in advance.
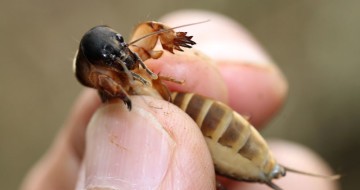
116;34;124;43
101;45;116;60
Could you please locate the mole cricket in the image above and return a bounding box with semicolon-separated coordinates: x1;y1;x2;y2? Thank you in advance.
73;21;339;190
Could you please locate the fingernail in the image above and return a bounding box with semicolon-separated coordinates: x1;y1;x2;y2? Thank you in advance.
83;102;175;190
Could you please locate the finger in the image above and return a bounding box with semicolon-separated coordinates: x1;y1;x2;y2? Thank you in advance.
218;140;340;190
76;96;216;190
21;89;101;190
146;50;228;103
160;10;288;127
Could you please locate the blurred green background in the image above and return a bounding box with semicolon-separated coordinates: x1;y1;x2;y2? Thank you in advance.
1;0;359;189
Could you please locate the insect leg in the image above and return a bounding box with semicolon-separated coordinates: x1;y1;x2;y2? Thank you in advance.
159;75;184;84
131;71;150;85
98;74;132;110
129;44;163;61
143;74;184;101
133;52;158;79
114;57;135;84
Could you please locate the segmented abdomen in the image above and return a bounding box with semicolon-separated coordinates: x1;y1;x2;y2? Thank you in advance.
171;92;280;182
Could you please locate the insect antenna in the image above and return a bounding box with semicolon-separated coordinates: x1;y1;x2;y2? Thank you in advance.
128;20;210;45
283;165;341;180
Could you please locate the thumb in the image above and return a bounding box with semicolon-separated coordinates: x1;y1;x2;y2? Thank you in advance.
76;96;215;190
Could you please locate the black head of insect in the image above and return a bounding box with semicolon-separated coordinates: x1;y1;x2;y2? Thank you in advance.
79;25;137;71
73;25;149;110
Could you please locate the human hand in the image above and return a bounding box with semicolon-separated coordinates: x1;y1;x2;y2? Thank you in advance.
21;10;339;190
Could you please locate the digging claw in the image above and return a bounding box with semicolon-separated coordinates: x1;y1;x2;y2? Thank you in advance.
123;98;132;111
174;32;196;51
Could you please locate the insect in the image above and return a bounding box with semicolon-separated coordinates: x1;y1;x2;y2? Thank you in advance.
74;21;339;190
172;92;285;188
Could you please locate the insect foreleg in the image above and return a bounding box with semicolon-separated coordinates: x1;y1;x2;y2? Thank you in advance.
133;52;158;79
97;74;132;110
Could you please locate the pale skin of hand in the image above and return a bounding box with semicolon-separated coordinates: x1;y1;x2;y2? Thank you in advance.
21;10;339;190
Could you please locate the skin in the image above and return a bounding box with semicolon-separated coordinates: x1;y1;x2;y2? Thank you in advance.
21;10;339;190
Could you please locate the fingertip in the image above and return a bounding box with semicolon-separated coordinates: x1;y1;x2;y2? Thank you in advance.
83;99;176;189
219;62;288;127
82;96;215;189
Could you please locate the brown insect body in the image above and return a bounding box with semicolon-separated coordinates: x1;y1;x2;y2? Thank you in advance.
74;21;338;190
171;92;285;186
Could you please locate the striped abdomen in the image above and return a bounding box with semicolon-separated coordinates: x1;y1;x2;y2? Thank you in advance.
171;92;285;183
